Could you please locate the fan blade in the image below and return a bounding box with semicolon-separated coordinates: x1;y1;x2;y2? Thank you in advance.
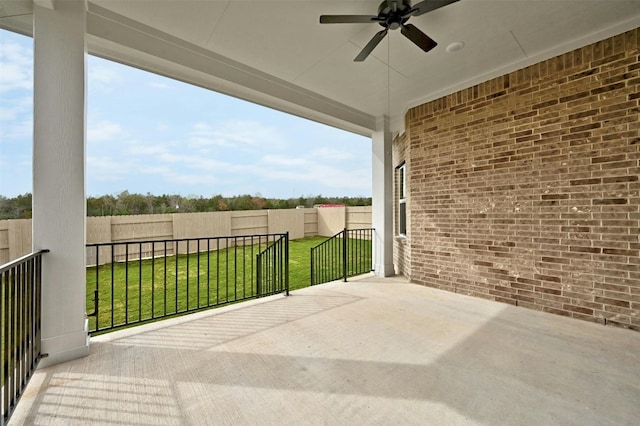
355;29;388;62
401;24;437;52
320;15;379;24
407;0;460;17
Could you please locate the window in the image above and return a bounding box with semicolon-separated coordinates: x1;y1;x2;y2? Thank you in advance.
397;163;407;236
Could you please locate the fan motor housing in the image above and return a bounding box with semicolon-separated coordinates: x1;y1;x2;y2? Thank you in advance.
378;0;412;30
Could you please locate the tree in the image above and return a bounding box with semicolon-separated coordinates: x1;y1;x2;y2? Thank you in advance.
0;192;372;219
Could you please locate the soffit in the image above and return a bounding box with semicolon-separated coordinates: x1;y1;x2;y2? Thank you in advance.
2;0;639;134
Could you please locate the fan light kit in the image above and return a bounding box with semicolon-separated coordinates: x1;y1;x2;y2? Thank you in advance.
320;0;460;62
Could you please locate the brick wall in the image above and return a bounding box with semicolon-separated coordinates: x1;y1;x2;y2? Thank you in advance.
393;132;411;277
404;28;639;330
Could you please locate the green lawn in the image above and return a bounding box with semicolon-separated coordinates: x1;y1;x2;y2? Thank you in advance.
310;236;374;285
86;236;327;334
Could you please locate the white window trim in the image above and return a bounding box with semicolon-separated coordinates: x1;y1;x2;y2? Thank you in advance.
398;163;407;237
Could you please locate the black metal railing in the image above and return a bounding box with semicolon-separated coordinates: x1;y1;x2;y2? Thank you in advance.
1;250;48;426
310;228;374;286
256;233;289;298
86;233;289;334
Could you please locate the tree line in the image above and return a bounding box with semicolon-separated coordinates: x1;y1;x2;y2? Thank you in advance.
0;192;372;220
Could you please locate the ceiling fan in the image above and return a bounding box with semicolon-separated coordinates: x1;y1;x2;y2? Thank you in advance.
320;0;460;62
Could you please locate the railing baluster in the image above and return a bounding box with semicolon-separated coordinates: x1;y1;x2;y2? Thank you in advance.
83;233;289;334
151;242;156;319
285;232;290;296
225;237;229;303
175;240;179;313
309;228;374;286
343;228;348;282
310;247;314;286
0;250;47;425
242;238;246;299
2;269;7;422
207;239;211;308
250;236;255;296
111;244;115;329
197;240;201;309
186;240;190;312
125;244;129;325
163;241;167;317
256;253;261;297
17;263;22;408
216;238;220;305
139;242;143;323
234;237;238;301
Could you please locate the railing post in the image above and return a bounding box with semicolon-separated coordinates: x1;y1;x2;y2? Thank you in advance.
92;289;99;320
310;248;315;286
256;254;261;298
343;228;348;282
285;232;289;296
272;238;277;296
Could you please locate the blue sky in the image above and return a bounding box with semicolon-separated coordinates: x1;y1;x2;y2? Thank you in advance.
0;30;372;199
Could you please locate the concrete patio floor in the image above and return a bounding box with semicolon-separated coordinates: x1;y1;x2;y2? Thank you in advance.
9;275;640;425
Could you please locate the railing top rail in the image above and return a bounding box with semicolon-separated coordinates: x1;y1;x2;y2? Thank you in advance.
0;249;49;274
310;232;342;252
310;228;375;252
256;232;288;255
86;233;288;248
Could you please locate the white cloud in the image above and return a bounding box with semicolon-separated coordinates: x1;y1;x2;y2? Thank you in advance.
0;96;31;121
148;81;171;89
188;123;229;148
122;139;252;182
166;172;220;186
87;156;129;182
3;119;32;139
138;164;172;175
0;41;32;93
168;153;252;174
128;144;171;157
87;119;126;142
188;120;284;150
310;147;354;161
88;64;124;93
255;156;370;192
262;155;307;167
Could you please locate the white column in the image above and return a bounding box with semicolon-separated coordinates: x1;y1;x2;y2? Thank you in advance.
33;0;89;366
372;116;394;277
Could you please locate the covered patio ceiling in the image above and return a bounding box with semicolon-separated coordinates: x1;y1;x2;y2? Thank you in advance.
1;0;639;135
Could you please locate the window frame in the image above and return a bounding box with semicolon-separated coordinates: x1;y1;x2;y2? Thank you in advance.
397;162;407;236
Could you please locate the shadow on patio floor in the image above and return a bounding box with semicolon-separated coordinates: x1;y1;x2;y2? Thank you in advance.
10;277;640;425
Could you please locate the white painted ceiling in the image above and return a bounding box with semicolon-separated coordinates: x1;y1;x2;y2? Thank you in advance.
1;0;639;135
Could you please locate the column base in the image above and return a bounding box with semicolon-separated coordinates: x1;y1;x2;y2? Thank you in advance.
374;262;396;277
39;326;90;368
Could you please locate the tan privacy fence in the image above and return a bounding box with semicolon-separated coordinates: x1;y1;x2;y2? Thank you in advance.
0;206;371;264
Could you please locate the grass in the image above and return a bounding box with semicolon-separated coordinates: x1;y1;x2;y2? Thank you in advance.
86;236;328;333
310;236;374;285
287;236;328;289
